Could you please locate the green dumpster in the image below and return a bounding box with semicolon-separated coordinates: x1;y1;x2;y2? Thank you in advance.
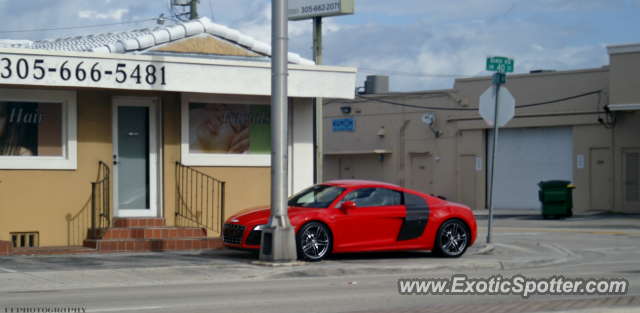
538;180;576;219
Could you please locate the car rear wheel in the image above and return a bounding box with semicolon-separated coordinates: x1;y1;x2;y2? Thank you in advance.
297;222;332;261
433;219;469;258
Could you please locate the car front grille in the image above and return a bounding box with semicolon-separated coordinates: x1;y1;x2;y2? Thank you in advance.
245;230;262;246
223;224;245;245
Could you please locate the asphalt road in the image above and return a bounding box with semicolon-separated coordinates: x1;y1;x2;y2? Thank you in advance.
1;212;639;313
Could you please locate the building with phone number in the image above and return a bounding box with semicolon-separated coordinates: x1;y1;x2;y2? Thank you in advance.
323;43;640;214
0;17;356;254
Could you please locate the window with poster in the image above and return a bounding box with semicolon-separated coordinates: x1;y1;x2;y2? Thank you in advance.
181;94;272;167
0;89;77;169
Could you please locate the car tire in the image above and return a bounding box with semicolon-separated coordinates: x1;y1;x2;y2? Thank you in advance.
296;222;332;262
432;219;470;258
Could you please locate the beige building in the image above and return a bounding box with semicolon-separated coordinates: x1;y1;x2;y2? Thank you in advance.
323;43;640;213
0;17;355;252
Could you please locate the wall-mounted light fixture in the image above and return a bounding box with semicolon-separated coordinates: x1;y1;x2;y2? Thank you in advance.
340;106;351;114
377;126;386;137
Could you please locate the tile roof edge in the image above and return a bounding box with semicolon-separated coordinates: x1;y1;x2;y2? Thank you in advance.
0;17;315;65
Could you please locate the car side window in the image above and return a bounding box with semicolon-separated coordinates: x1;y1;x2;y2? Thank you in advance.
404;192;427;206
337;188;403;208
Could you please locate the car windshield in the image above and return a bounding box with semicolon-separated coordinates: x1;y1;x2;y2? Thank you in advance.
288;185;346;208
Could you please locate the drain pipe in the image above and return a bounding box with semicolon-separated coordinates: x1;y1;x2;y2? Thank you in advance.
398;120;410;187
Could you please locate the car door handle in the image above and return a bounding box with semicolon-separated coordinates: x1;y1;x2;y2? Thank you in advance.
128;132;139;136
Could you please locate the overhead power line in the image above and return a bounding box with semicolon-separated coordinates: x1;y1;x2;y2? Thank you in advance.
515;90;602;108
356;94;476;111
357;67;474;78
0;18;157;34
355;90;604;111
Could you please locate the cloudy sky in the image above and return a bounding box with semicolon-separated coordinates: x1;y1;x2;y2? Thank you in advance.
1;0;639;91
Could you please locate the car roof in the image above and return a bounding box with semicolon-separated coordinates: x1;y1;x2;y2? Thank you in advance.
321;179;401;189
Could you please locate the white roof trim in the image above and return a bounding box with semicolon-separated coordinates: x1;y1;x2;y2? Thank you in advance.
607;103;640;111
607;43;640;55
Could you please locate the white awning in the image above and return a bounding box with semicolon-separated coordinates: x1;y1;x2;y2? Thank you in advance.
0;47;356;99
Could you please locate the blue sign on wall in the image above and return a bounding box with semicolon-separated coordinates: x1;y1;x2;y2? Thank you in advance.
332;118;355;132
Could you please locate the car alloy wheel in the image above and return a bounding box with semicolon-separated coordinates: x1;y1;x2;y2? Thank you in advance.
297;222;332;261
434;219;469;258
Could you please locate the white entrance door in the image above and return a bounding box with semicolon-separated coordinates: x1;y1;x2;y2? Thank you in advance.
112;98;160;217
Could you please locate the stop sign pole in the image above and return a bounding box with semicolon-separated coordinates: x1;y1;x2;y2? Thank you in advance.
482;55;514;244
486;76;501;244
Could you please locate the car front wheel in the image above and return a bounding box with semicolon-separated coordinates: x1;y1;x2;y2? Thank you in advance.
433;219;469;258
297;222;332;261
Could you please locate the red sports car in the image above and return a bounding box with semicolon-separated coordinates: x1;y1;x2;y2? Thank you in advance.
222;180;477;261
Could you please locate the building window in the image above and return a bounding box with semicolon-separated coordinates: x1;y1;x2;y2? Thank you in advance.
0;89;77;169
181;94;272;166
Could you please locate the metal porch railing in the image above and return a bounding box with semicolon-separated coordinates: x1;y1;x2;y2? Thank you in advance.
175;162;226;235
91;161;111;239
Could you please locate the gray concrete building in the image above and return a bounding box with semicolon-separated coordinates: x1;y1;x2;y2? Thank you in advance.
323;42;640;213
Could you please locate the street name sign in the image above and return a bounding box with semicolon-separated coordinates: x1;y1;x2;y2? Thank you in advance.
288;0;354;20
486;56;514;73
479;86;515;127
492;72;506;85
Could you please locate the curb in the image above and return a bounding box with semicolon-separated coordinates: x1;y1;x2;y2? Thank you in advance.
467;244;494;255
260;244;581;280
251;261;310;267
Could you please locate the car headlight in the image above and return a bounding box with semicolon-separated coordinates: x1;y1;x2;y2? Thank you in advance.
253;224;267;231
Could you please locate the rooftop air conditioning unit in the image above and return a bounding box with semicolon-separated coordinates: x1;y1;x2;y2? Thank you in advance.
364;75;389;94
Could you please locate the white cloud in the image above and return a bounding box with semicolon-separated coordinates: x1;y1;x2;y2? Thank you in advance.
357;0;618;18
79;9;129;20
0;0;636;92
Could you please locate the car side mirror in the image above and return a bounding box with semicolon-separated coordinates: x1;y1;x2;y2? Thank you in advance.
340;201;356;210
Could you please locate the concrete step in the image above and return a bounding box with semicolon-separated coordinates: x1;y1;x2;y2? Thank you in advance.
113;218;166;228
83;237;223;253
0;241;12;256
88;227;207;240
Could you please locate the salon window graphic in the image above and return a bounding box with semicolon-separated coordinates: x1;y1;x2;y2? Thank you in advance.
0;101;63;157
188;103;271;154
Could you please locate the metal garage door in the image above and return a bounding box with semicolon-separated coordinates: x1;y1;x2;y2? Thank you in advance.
487;126;573;209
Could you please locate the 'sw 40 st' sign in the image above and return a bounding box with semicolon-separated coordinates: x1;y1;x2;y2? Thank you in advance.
486;56;514;73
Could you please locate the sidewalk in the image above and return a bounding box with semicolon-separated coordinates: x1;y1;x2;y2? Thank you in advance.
472;209;612;220
0;241;583;292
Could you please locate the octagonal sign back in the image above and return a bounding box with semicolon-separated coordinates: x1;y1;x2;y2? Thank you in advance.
479;86;515;127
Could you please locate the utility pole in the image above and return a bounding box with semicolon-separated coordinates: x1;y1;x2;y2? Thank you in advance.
190;0;198;20
259;0;298;263
313;16;323;184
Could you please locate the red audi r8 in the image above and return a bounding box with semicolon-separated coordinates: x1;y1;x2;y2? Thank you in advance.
222;180;477;261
